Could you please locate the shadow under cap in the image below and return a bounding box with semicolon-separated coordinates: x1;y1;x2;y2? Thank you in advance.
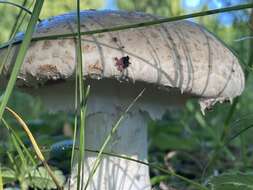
22;79;192;119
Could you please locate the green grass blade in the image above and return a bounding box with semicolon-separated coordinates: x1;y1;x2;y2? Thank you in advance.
0;177;2;190
9;130;35;189
0;3;252;48
220;98;239;142
0;0;44;120
0;1;34;75
10;133;27;168
75;2;88;190
84;89;145;190
0;166;3;190
225;124;253;145
44;141;207;189
1;118;39;188
0;0;40;75
221;10;253;146
9;0;29;39
0;0;41;22
69;61;79;190
1;118;36;165
77;85;89;190
2;118;27;166
6;152;19;175
86;149;208;190
1;2;252;46
4;107;63;190
203;11;253;178
55;145;206;190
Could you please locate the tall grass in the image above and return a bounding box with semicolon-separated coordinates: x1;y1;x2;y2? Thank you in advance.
4;107;63;190
202;9;253;177
0;0;43;119
75;0;88;190
0;1;37;19
0;0;34;75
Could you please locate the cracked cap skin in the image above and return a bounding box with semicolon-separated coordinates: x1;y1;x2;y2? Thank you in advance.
0;10;245;113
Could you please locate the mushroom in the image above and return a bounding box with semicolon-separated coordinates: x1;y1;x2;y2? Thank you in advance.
0;10;245;190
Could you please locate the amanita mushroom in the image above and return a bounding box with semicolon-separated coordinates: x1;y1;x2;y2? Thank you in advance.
0;10;245;190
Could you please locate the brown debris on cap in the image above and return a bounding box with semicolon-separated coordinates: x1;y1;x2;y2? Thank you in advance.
0;10;245;113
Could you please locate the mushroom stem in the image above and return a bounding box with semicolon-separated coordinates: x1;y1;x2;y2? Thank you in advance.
69;109;150;190
24;79;189;190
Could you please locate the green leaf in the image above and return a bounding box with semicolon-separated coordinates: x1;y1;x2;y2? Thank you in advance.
150;175;170;185
208;172;253;190
1;168;16;184
27;167;65;189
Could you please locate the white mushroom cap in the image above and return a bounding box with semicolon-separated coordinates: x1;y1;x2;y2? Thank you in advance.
0;10;245;113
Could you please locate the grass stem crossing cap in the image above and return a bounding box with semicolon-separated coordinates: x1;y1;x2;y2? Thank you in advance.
0;10;245;113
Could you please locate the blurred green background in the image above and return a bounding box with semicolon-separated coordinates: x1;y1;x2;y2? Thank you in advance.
1;0;253;189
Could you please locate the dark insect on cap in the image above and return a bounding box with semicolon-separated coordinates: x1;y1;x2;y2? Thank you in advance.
122;56;131;68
